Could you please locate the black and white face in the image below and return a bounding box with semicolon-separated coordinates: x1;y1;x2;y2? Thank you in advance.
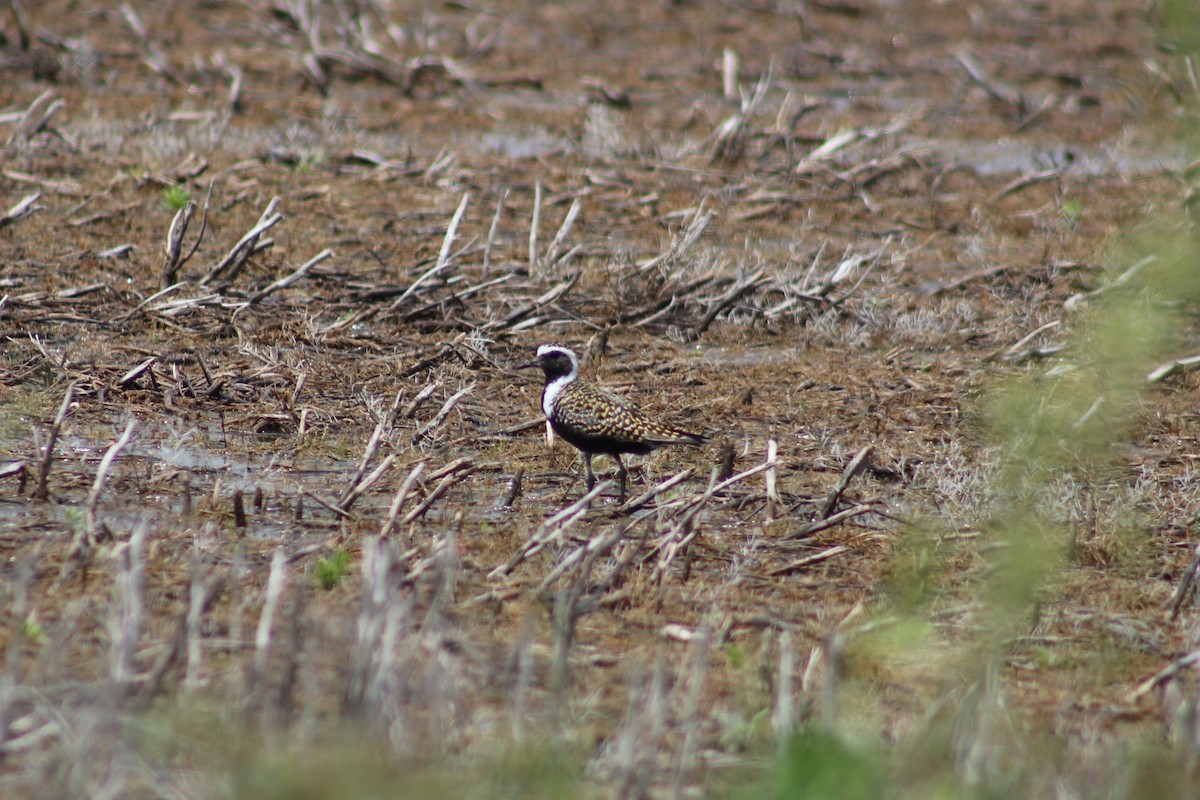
534;345;579;381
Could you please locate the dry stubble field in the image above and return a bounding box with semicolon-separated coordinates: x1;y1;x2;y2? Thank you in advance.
1;1;1199;797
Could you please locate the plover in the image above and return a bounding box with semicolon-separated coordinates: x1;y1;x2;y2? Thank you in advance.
520;344;707;500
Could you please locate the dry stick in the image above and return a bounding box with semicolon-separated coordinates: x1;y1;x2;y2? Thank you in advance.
380;461;426;537
119;357;156;389
339;455;396;513
765;438;779;522
223;61;244;115
483;188;507;275
539;521;630;590
490;480;614;579
708;458;779;497
927;264;1008;297
638;205;715;272
1188;55;1200;101
5;543;42;708
812;245;859;298
7;0;29;50
400;272;515;323
0;461;25;484
784;504;879;541
148;293;224;316
200;196;282;286
542;197;582;269
645;458;782;577
110;521;147;690
772;630;796;740
626;272;718;326
435;191;471;268
819;626;854;728
273;590;305;722
246;248;332;305
184;181;214;266
611;655;670;798
619;468;694;514
0;191;42;230
27;334;65;372
721;47;739;100
390;192;470;310
345;538;390;713
590;524;649;602
549;535;609;697
955;50;1025;111
819;444;872;519
7;91;63;145
1166;538;1200;621
669;625;712;800
120;2;177;83
692;267;767;336
716;439;734;481
508;618;535;740
989;167;1064;204
800;642;822;697
84;420;138;544
549;509;631;695
232;490;247;529
128;283;190;322
368;576;410;724
414;383;474;440
161;199;197;288
1068;256;1153;308
1147;354;1200;384
1003;320;1061;360
799;240;828;292
830;235;892;307
140;570;220;697
399;463;477;525
249;547;288;703
402;382;440;417
185;571;226;691
301;489;353;520
484;274;578;333
398;338;464;381
529;180;542;273
710;65;770;164
652;470;718;595
767;545;851;576
500;467;524;508
339;421;387;507
1128;650;1200;703
33;383;74;501
57;281;109;299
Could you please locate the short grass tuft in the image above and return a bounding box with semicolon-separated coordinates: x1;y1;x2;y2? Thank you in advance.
314;549;352;590
163;184;191;211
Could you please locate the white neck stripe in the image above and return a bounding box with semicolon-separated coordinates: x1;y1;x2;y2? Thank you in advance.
543;373;572;417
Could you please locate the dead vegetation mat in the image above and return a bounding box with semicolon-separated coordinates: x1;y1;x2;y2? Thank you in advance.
0;0;1198;795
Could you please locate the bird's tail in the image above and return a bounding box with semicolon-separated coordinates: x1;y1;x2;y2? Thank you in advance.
647;429;708;447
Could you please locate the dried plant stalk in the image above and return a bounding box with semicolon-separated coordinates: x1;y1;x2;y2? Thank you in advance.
32;383;74;502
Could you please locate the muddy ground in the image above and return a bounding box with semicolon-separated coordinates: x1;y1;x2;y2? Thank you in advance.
0;1;1197;796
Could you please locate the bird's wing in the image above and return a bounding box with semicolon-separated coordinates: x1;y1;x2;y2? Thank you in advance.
556;384;703;445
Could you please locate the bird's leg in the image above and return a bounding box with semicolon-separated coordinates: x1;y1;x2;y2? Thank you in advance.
615;454;627;503
583;452;596;491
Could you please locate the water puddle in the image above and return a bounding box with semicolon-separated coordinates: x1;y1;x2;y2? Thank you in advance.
929;137;1177;177
471;128;572;159
694;345;799;368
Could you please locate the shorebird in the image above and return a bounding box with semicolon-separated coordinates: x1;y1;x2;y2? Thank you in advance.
520;344;707;500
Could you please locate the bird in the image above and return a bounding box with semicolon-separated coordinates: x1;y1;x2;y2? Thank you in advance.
519;344;707;501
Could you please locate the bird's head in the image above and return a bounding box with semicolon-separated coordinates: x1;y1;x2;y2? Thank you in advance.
518;344;580;381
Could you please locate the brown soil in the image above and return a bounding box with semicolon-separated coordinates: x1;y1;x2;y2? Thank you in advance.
0;0;1196;795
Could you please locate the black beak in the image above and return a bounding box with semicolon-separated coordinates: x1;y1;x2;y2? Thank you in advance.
517;360;540;370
